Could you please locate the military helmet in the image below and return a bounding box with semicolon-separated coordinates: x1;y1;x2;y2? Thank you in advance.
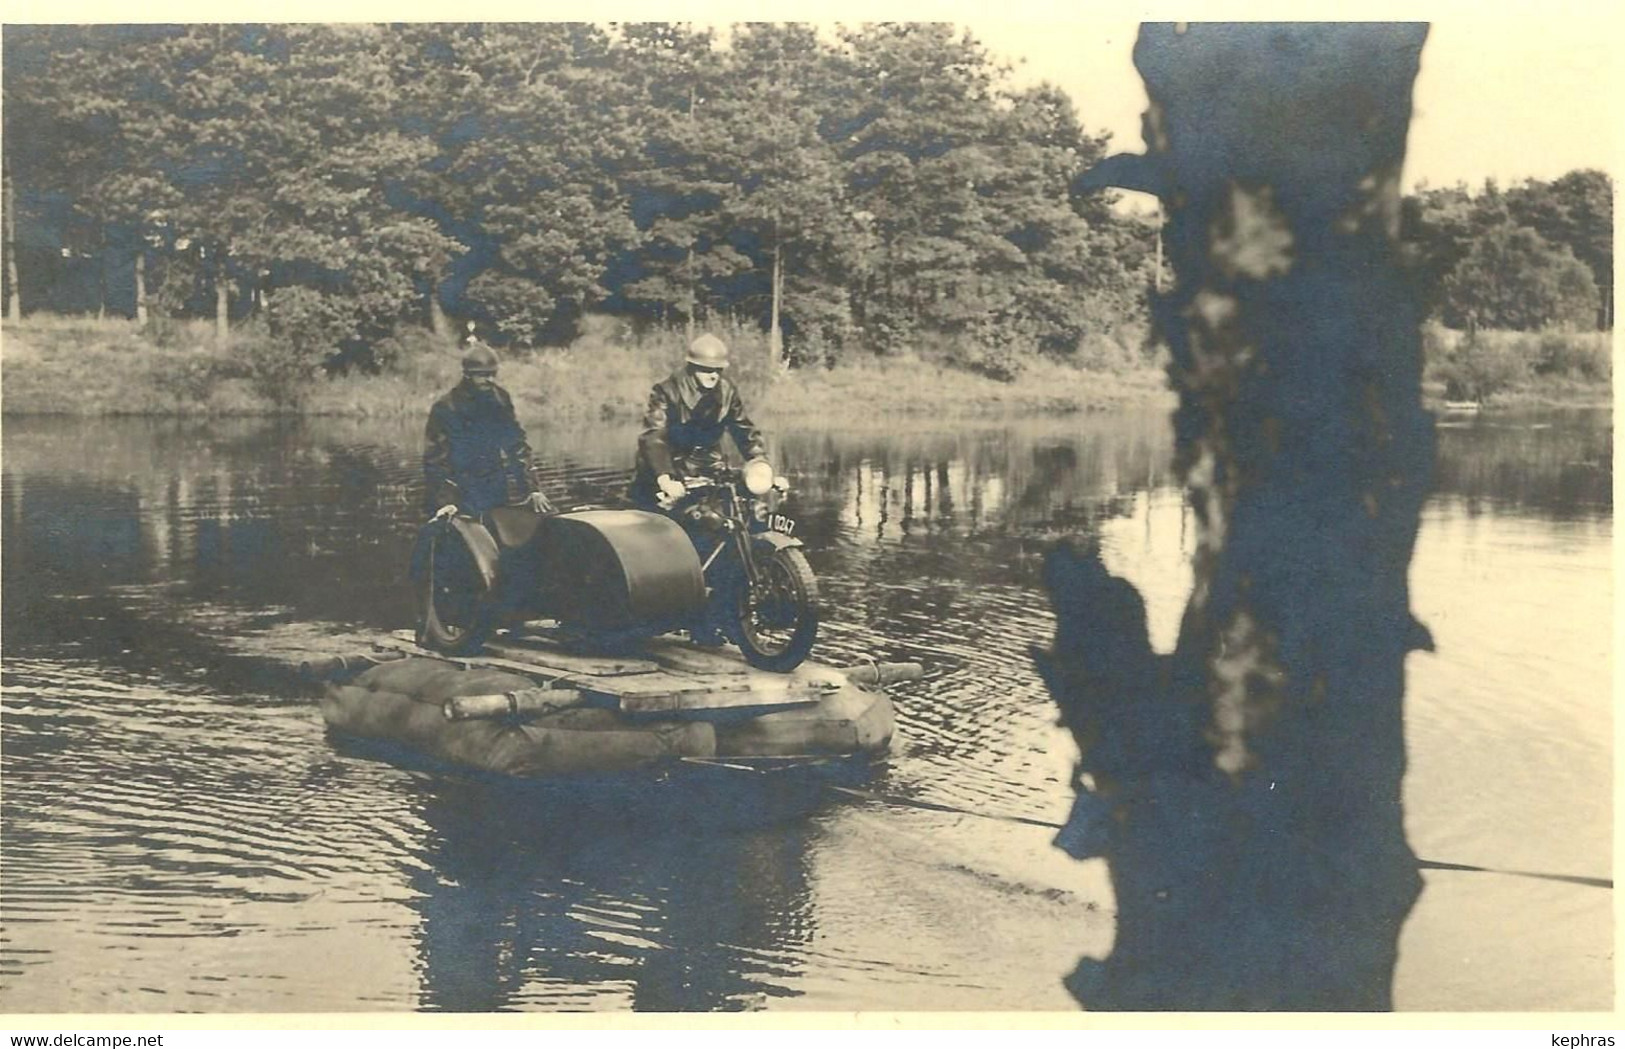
461;342;499;375
686;333;730;370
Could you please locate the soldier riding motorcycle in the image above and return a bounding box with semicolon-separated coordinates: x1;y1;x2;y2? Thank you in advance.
411;333;818;672
629;333;819;668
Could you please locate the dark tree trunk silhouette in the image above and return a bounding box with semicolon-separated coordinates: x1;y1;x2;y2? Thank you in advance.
1041;23;1434;1010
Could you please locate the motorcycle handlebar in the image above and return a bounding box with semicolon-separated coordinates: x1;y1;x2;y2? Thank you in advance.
677;468;788;496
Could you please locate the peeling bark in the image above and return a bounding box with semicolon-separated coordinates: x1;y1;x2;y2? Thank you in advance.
1041;23;1434;1010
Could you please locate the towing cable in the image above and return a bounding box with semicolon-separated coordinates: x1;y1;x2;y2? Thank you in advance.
822;784;1612;891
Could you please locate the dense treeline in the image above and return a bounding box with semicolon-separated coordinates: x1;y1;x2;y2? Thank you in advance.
2;23;1611;404
1405;171;1613;331
1;22;1154;379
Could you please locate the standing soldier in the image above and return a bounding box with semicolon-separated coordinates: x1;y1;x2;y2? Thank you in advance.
423;327;554;522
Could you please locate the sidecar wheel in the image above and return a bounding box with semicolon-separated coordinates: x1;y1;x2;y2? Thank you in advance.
415;528;494;656
732;547;819;673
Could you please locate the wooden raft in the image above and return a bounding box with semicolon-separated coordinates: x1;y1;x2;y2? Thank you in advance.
376;630;846;718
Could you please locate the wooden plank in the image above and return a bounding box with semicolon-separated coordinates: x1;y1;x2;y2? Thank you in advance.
615;690;821;717
382;630;658;678
638;638;753;677
481;637;659;677
636;638;868;689
375;634;581;685
593;670;830;715
580;668;756;699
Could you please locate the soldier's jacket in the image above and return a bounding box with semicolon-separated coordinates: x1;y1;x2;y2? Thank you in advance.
631;367;766;507
422;379;541;516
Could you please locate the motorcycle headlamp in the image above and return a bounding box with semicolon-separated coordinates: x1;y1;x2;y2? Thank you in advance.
742;459;775;496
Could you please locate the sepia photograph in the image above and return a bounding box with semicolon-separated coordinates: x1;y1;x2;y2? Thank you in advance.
0;11;1614;1021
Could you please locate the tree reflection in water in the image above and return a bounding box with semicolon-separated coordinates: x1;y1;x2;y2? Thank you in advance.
402;770;823;1012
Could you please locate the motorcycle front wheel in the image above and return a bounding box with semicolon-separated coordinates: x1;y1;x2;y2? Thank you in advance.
415;527;494;656
732;546;819;672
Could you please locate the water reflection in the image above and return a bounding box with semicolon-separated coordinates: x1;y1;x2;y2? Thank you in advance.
2;410;1607;632
0;406;1611;1012
406;776;819;1012
1432;412;1612;518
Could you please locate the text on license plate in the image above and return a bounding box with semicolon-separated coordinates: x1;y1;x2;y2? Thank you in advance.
767;513;797;536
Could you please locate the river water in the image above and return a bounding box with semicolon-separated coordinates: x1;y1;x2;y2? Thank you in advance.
0;405;1611;1013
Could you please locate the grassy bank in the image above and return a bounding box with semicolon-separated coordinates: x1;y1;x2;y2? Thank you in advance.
6;315;1606;422
1420;323;1612;409
0;315;1170;422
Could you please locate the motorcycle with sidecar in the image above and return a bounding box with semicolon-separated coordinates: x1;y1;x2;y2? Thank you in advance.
409;458;820;672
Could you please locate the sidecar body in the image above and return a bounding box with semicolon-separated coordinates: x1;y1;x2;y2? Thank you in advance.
533;509;706;631
414;507;707;636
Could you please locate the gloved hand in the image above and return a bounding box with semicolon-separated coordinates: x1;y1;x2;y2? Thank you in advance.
656;474;687;509
523;490;555;514
432;504;459;523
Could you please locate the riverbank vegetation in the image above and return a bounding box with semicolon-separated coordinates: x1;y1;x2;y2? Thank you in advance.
1422;323;1612;408
1;24;1611;416
1407;172;1613;407
0;313;1169;420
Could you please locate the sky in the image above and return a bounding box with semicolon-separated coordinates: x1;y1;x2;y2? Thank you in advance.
962;17;1617;193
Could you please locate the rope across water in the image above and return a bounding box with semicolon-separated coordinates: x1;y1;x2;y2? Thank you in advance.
823;784;1612;891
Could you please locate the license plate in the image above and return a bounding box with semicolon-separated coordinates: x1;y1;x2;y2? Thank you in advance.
767;513;797;536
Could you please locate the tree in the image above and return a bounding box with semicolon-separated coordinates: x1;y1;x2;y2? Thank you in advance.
383;22;485;337
1403;181;1477;319
614;22;731;332
0;30;49;318
3;174;20;320
829;24;1147;360
56;24;454;351
249;25;462;364
4;22;1155;376
835;23;1009;348
16;25;463;355
447;23;640;345
1053;22;1433;1009
1506;169;1613;328
976;83;1142;356
140;26;289;342
1441;225;1600;331
1406;170;1614;331
2;26;185;321
713;23;871;363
